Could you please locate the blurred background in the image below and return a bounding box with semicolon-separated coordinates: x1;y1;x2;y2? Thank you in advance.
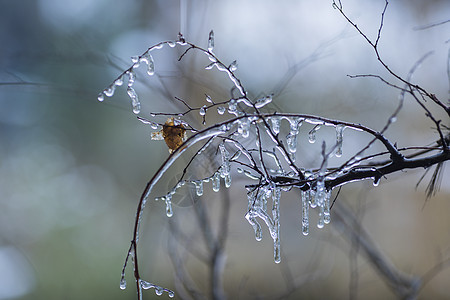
0;0;449;299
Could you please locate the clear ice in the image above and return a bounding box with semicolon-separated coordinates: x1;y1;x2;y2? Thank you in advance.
207;30;215;52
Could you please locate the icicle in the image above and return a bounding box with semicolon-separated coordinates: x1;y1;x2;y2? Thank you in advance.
272;187;281;263
308;124;321;143
324;191;331;224
246;214;262;241
207;30;214;52
212;172;220;192
286;117;302;154
270;116;281;135
144;53;155;76
274;236;281;263
194;180;203;196
199;105;207;116
245;189;262;241
127;70;136;87
286;132;297;154
301;191;310;236
217;106;225;115
317;205;325;229
219;143;231;176
335;124;344;157
309;190;317;208
165;194;173;217
315;179;326;207
119;277;127;290
127;86;141;114
254;95;273;109
224;174;232;188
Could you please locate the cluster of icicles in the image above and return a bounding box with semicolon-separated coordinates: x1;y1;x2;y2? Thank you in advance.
98;31;355;297
144;115;345;266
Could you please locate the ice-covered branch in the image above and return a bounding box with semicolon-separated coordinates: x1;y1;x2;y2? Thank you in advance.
97;8;449;296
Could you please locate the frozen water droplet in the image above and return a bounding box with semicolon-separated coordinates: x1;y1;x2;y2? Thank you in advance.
238;118;250;138
228;99;237;113
104;84;116;97
97;93;105;102
168;291;175;298
131;55;139;63
271;116;281;135
114;77;124;86
120;277;127;290
308;124;321;143
205;94;213;103
373;176;380;187
254;95;273;109
255;226;262;241
229;60;237;72
199;105;207;116
217;106;225;115
155;287;163;296
167;41;176;48
207;30;214;52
